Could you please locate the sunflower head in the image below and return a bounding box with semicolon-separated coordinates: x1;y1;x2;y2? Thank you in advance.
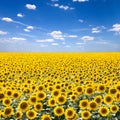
99;106;109;117
110;105;119;113
81;110;91;120
89;101;98;111
26;110;36;120
65;107;76;119
15;111;22;119
3;107;13;117
54;106;64;116
104;94;113;105
34;102;43;112
18;100;29;112
57;95;66;105
41;114;52;120
37;91;46;101
79;99;89;109
48;98;56;107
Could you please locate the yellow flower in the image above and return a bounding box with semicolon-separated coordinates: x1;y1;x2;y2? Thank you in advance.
29;96;37;105
76;86;84;95
3;107;13;118
94;95;102;105
85;87;94;96
97;84;106;93
0;92;5;101
54;106;64;116
110;105;119;113
88;101;98;111
15;111;23;119
48;98;56;107
18;100;29;112
79;99;89;110
65;107;76;119
52;89;61;98
26;110;36;119
34;102;43;112
70;94;77;102
99;106;109;117
2;98;12;107
37;91;46;101
12;91;21;100
41;114;52;120
104;94;113;105
57;95;66;105
81;110;91;120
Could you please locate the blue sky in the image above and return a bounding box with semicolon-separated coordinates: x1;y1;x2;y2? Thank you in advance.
0;0;120;52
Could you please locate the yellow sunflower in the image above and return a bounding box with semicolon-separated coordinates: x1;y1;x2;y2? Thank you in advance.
26;110;36;119
37;91;46;101
99;106;109;117
18;100;29;112
3;107;13;118
79;99;89;110
54;106;64;116
104;94;113;105
110;105;119;114
15;111;23;119
34;102;43;112
57;95;66;105
88;101;98;111
65;107;76;119
2;98;12;107
41;114;52;120
81;110;91;120
48;98;56;107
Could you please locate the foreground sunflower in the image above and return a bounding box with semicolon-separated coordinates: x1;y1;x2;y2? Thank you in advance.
18;100;29;112
48;98;56;107
89;101;98;111
37;91;46;101
65;107;76;119
99;106;109;117
3;107;13;118
79;99;89;110
57;95;66;105
104;94;113;105
41;114;52;120
2;98;12;106
81;110;91;120
54;106;64;116
34;102;43;112
110;105;119;114
26;109;37;119
15;111;22;119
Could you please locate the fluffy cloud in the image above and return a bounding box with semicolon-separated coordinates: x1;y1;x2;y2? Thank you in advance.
92;27;101;33
64;45;71;48
36;39;54;43
51;43;59;46
76;42;85;45
24;29;30;32
109;24;120;34
81;36;94;41
73;0;89;2
17;13;24;18
78;19;84;23
52;4;74;10
0;30;8;35
2;17;13;22
12;37;26;41
49;31;64;40
27;26;34;30
26;4;36;10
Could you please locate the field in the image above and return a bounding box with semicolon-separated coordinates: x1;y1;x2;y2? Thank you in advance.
0;52;120;120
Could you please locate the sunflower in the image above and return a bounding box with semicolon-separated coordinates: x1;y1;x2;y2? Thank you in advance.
57;95;66;105
99;106;109;117
97;84;106;93
15;111;22;119
37;91;46;101
54;106;64;116
52;89;61;98
65;107;76;119
41;114;52;120
26;110;36;119
5;89;13;97
29;96;37;105
104;94;113;105
3;107;13;118
81;110;91;120
94;95;102;105
34;102;43;112
2;98;12;106
38;85;45;91
89;101;98;111
79;99;89;110
85;87;94;96
76;86;84;95
70;94;77;102
109;88;117;95
18;100;29;112
12;91;21;100
110;105;119;113
48;98;56;107
0;92;5;100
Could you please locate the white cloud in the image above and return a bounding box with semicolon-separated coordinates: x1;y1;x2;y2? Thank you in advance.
17;13;24;18
52;4;74;10
36;39;54;43
81;36;94;41
64;45;71;48
27;26;34;30
51;43;59;46
49;31;64;40
67;35;78;38
78;19;84;23
109;24;120;34
76;42;85;45
2;17;13;22
12;37;26;41
0;30;8;35
73;0;89;2
96;41;109;44
26;4;36;10
92;27;101;33
24;29;30;32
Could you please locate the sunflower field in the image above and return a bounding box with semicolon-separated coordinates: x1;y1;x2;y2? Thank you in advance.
0;52;120;120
